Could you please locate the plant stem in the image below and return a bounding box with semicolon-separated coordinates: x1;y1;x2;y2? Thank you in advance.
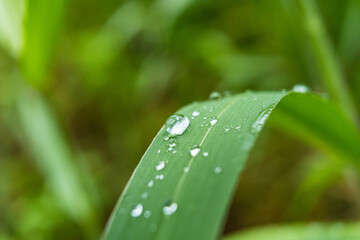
298;0;358;125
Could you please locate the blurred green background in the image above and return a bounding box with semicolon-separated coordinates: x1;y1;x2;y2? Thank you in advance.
1;0;360;239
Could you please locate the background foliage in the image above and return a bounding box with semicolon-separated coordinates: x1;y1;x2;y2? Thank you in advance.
0;0;360;239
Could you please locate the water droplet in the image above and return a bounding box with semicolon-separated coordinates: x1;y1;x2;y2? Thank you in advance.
157;149;161;153
131;204;143;217
156;161;165;171
210;117;218;126
203;116;207;120
184;166;189;173
118;208;125;215
164;136;169;141
169;143;176;147
162;201;178;215
144;210;151;218
223;91;231;97
214;167;222;174
203;152;209;157
165;114;190;136
148;180;154;188
209;91;221;100
251;108;272;133
141;192;148;199
235;125;241;131
292;84;310;93
172;150;177;154
156;175;164;180
224;125;230;133
192;110;200;117
209;106;214;112
149;224;157;232
190;145;201;157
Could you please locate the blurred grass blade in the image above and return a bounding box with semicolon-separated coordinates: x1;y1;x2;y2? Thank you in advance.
270;93;360;161
222;223;360;240
103;90;360;240
285;155;345;219
14;77;99;236
0;0;24;57
296;0;357;124
339;0;360;64
21;0;66;88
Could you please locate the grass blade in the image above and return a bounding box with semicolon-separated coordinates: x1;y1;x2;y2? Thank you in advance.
223;223;360;240
103;91;360;240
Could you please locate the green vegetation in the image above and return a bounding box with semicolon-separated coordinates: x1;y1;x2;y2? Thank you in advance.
0;0;359;239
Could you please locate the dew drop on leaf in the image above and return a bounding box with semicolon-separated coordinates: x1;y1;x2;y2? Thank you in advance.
251;108;272;133
192;110;200;117
210;116;218;126
203;152;209;157
184;166;189;173
209;91;221;100
214;167;222;174
144;210;151;218
165;114;190;136
190;145;201;157
162;201;178;215
292;84;310;93
141;192;148;199
147;180;154;188
156;175;164;180
156;161;165;171
131;204;143;217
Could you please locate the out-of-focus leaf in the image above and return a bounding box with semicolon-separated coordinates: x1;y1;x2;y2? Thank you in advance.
339;0;360;64
285;154;345;219
14;76;100;237
21;0;67;88
0;0;24;57
223;223;360;240
103;91;360;240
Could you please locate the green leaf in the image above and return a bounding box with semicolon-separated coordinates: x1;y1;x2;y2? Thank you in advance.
14;77;100;237
20;0;67;88
222;223;360;240
0;0;24;57
103;91;360;240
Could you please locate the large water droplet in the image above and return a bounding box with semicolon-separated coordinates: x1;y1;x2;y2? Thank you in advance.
209;91;221;100
165;114;190;136
210;116;218;126
251;108;272;133
162;201;178;215
190;145;201;157
131;204;143;217
192;110;200;117
292;84;310;93
156;161;165;171
214;167;222;174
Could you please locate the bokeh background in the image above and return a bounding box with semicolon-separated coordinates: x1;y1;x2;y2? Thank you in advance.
1;0;360;239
